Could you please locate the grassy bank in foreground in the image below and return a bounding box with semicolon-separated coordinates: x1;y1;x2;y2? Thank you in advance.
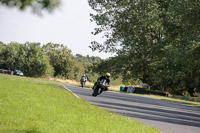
0;74;160;133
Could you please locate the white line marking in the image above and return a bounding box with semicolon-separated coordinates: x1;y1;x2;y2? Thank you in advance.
62;85;80;98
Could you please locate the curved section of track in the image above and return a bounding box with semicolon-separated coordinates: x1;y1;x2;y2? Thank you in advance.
64;85;200;133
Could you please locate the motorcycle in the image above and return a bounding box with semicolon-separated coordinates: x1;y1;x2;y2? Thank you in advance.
80;81;86;88
92;79;108;97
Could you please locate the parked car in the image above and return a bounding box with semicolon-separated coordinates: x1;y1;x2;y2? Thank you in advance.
0;69;13;75
13;70;23;76
0;69;7;74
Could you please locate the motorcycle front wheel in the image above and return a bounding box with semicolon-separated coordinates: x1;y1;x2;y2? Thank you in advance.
92;85;99;97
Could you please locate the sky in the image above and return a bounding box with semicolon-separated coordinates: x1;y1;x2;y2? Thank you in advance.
0;0;114;59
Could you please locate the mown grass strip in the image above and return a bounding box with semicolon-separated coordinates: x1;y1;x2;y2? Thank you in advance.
144;95;200;109
0;74;160;133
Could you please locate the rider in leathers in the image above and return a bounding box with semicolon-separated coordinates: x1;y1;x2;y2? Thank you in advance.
93;73;111;92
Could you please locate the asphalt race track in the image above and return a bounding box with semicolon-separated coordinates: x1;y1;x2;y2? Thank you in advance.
63;85;200;133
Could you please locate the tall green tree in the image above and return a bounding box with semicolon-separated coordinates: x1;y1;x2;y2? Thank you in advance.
43;43;85;80
22;42;54;77
89;0;164;83
89;0;200;95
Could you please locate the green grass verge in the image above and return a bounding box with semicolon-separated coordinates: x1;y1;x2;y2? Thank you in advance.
143;95;200;109
0;74;160;133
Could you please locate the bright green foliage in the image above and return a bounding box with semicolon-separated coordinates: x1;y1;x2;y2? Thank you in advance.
43;43;85;80
89;0;200;95
0;42;85;79
22;42;54;77
0;42;54;77
0;74;160;133
75;54;102;82
71;60;85;81
75;54;122;85
75;54;102;64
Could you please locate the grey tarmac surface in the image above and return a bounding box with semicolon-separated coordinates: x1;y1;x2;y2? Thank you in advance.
63;85;200;133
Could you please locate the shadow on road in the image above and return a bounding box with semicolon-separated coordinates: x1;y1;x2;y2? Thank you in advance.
94;100;200;127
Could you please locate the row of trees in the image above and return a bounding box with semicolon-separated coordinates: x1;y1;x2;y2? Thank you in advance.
0;42;84;80
89;0;200;96
75;54;102;83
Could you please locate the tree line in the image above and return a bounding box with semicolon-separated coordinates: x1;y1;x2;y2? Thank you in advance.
0;41;107;83
0;42;85;80
89;0;200;96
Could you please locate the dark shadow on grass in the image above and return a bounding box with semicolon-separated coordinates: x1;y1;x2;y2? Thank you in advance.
6;128;40;133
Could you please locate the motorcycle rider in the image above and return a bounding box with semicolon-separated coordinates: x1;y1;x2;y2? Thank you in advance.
93;73;111;92
80;74;87;87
